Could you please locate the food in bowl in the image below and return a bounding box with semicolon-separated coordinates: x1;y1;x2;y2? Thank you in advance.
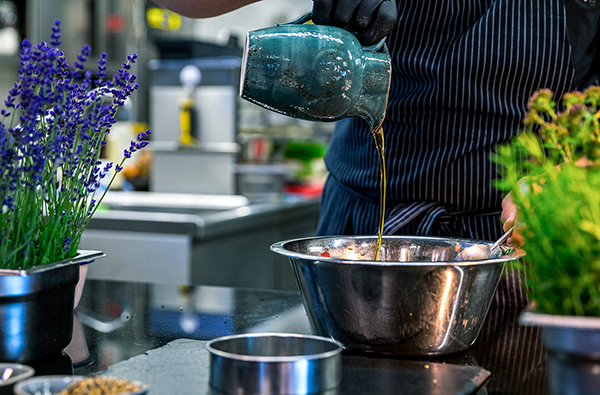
56;376;143;395
14;375;148;395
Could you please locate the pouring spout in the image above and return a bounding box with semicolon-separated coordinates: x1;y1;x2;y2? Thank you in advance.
350;51;392;132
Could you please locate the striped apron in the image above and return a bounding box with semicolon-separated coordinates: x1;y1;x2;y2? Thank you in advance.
317;0;576;307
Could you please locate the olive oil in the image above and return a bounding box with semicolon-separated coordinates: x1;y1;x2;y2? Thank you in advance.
372;125;386;261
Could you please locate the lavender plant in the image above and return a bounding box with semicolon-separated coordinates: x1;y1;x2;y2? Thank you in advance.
0;20;150;269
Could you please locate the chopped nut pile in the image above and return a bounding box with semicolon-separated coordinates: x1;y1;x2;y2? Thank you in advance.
57;376;141;395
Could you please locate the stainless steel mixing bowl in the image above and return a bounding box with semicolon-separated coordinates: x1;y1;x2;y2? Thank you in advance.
270;236;520;356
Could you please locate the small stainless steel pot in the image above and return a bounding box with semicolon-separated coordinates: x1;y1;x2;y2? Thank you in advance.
207;333;343;394
271;236;519;356
520;308;600;395
0;250;104;362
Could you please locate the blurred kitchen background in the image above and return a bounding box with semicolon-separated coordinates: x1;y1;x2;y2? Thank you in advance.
0;0;335;290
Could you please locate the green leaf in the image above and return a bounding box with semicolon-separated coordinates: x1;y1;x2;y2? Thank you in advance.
495;86;600;316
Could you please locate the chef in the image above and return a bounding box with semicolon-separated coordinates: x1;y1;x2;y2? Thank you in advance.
155;0;600;306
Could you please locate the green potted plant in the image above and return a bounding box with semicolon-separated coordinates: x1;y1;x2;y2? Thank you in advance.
0;20;149;362
283;139;327;182
493;86;600;395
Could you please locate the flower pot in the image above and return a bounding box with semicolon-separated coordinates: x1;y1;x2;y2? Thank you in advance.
0;250;103;363
520;307;600;395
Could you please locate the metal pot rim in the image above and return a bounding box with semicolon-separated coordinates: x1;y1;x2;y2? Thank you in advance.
206;333;344;362
519;304;600;329
0;250;104;277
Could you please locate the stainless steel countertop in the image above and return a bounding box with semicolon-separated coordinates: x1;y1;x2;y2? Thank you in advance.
87;191;321;240
64;280;540;395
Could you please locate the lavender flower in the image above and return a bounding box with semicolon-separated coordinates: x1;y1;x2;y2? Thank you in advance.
0;20;150;269
50;21;61;46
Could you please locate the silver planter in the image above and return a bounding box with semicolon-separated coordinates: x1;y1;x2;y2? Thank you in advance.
0;250;103;362
271;236;518;356
520;308;600;395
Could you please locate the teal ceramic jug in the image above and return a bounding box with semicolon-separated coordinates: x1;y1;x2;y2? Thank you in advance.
240;13;392;131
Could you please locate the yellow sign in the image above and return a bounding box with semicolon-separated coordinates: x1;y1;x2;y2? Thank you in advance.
146;8;182;31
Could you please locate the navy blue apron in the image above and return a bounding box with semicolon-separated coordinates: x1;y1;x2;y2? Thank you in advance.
317;0;576;307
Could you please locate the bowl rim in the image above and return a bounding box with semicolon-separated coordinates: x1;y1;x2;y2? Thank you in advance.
13;374;148;395
206;333;344;362
0;363;35;386
13;375;84;395
0;250;104;276
270;235;520;266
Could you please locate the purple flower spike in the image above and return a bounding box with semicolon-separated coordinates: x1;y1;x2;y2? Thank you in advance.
74;44;91;70
50;20;61;47
0;19;151;269
62;237;71;253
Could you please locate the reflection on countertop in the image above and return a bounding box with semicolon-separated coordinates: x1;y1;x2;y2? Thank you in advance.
24;278;548;395
72;280;309;374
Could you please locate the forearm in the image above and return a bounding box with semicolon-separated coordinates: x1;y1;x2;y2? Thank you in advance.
153;0;261;18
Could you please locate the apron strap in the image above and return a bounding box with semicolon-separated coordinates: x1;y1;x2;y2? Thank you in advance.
382;201;454;236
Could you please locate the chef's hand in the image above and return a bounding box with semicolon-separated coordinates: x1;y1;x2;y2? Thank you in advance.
312;0;398;46
501;191;525;249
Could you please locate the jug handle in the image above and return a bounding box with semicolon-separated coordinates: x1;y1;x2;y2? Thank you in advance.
362;38;388;53
275;11;312;26
277;12;388;53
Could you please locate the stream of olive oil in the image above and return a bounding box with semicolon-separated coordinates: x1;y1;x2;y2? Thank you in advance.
372;125;386;261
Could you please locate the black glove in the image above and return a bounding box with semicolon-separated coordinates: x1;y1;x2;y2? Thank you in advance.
312;0;397;46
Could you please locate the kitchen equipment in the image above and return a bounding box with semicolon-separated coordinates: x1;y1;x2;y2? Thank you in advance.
178;64;202;145
240;12;392;131
13;375;148;395
207;333;342;394
456;226;514;261
270;236;520;356
148;55;241;195
0;250;104;362
80;192;319;289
